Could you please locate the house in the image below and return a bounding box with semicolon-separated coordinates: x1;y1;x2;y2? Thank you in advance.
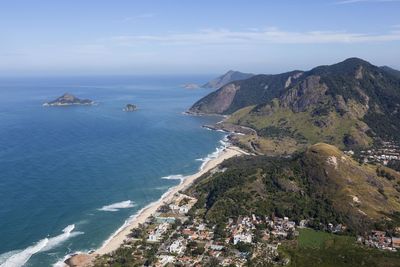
182;229;198;240
271;230;288;238
233;233;252;245
210;244;224;251
169;239;186;254
197;223;206;231
169;204;180;211
148;232;159;242
372;230;386;241
147;223;170;242
392;237;400;248
179;205;190;214
157;255;176;266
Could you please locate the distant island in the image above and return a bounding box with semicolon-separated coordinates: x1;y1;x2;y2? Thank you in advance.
43;93;94;106
181;83;200;89
123;104;137;112
202;70;254;89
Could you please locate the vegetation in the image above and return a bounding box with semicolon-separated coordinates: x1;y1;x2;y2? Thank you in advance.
188;143;400;234
281;228;400;267
191;58;400;153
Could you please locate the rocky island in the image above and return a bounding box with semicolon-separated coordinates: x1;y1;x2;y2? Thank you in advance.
43;93;94;106
123;104;137;112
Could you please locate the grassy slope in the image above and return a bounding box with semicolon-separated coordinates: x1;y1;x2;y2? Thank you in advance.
282;228;400;267
226;103;372;154
304;143;400;225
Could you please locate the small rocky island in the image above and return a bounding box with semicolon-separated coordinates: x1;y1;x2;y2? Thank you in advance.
123;104;137;112
43;93;94;106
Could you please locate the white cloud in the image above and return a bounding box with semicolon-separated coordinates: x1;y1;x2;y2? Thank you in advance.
105;28;400;46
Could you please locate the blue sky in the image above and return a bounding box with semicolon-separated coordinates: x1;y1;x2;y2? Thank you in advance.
1;0;399;75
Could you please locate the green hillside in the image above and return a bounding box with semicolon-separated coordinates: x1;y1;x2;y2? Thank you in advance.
190;58;400;153
282;228;400;267
188;143;400;234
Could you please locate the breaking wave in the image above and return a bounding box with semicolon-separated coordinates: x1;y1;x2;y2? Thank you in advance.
0;225;82;267
98;200;135;212
161;174;184;180
196;135;229;170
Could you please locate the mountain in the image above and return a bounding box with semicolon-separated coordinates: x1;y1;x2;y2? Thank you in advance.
381;65;400;79
201;70;254;89
43;93;94;106
188;143;400;234
191;70;302;114
190;58;400;151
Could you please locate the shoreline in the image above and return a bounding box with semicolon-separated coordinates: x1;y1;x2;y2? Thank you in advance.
96;145;245;255
66;144;246;266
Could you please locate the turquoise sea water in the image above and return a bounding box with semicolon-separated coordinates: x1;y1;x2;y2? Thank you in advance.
0;76;224;267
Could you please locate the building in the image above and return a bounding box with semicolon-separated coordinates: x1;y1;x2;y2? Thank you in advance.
155;216;176;224
179;205;190;215
157;255;176;266
233;233;252;245
148;232;160;242
169;239;186;255
147;222;170;242
392;237;400;249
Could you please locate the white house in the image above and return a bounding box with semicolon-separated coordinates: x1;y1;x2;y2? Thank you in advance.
169;239;186;254
179;205;190;215
233;233;252;245
157;255;176;266
148;232;160;242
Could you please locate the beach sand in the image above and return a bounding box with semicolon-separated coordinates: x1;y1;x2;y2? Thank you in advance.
66;145;245;266
96;145;244;255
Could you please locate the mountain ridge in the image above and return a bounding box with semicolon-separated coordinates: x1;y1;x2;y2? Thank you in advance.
190;58;400;151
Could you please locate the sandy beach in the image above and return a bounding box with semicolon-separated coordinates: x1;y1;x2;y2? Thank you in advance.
96;145;245;255
66;143;248;267
66;145;245;266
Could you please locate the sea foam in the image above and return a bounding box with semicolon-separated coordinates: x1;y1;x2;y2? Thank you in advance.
96;135;230;254
98;200;135;212
196;135;229;170
52;250;86;267
0;225;82;267
161;174;184;180
98;184;178;251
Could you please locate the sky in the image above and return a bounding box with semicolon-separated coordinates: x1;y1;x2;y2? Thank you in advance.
0;0;399;76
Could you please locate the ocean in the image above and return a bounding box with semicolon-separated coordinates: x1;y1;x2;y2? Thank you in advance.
0;76;225;267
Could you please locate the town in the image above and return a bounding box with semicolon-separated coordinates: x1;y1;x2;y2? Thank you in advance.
92;188;398;267
349;141;400;166
94;192;305;266
358;230;400;252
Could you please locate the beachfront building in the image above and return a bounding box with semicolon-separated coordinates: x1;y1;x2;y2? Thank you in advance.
147;222;170;242
179;205;190;215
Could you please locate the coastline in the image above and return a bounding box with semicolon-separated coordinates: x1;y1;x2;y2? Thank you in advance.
66;144;246;266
